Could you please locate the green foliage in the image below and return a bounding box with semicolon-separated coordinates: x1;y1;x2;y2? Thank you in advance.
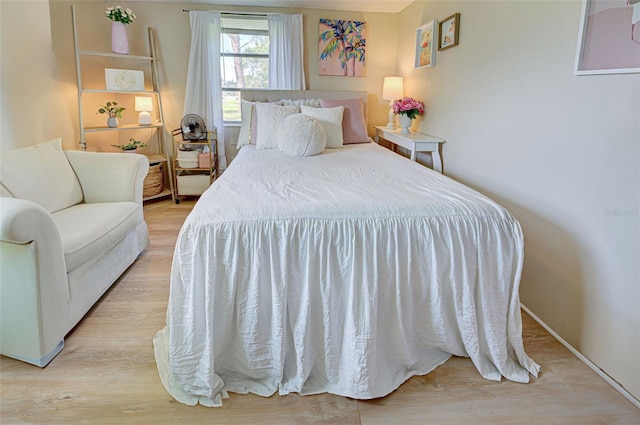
98;101;125;118
221;32;269;120
111;138;147;151
222;33;269;89
106;6;135;25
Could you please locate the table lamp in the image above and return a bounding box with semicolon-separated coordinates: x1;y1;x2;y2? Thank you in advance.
382;76;403;129
135;96;153;125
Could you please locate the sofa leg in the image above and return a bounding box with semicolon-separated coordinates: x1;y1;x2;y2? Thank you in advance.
6;339;65;367
39;339;65;367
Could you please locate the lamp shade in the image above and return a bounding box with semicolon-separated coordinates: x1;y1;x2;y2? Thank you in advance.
382;77;403;100
135;96;153;112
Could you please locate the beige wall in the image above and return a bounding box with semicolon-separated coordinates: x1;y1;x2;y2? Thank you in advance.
0;0;77;150
397;0;639;400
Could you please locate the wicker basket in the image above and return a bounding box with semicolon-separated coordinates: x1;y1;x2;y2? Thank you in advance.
143;163;164;198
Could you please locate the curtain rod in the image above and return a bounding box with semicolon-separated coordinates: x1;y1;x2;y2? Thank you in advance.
181;9;268;17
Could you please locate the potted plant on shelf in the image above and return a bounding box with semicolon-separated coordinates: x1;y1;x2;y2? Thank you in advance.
111;138;147;153
98;101;126;128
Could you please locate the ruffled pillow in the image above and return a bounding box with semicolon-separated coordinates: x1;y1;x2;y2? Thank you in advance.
276;114;327;157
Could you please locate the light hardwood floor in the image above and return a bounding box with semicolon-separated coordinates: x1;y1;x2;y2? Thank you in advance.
1;199;638;424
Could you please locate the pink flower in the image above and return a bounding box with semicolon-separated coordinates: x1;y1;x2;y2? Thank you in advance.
393;97;425;119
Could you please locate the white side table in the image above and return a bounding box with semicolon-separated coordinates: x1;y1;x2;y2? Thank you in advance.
373;126;446;174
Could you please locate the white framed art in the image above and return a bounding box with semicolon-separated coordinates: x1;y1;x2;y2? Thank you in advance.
105;68;145;91
415;20;437;69
574;0;640;75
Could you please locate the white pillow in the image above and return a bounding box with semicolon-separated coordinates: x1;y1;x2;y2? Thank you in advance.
236;100;254;149
300;105;344;149
255;103;300;149
276;114;326;157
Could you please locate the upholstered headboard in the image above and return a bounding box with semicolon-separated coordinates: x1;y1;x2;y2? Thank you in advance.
240;90;368;125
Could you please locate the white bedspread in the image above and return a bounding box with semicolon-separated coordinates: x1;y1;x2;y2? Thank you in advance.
154;143;539;407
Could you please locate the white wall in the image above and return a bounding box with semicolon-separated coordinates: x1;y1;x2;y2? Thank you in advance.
397;0;639;400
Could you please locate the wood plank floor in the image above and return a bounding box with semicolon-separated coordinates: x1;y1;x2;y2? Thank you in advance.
1;198;638;424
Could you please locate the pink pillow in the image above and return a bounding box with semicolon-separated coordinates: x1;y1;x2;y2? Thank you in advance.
319;98;369;144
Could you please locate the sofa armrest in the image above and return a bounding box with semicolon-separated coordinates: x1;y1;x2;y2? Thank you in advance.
65;151;149;204
1;197;63;250
0;197;68;299
0;197;70;363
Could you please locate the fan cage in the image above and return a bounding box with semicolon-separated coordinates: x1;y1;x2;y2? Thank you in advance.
180;114;208;141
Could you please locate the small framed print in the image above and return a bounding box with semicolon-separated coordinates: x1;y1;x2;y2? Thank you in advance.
438;13;460;51
105;68;145;91
415;20;437;69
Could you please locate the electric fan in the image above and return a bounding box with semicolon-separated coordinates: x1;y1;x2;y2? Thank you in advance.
180;114;207;140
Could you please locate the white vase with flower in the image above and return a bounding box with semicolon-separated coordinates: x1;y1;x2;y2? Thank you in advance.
393;97;425;134
106;6;136;55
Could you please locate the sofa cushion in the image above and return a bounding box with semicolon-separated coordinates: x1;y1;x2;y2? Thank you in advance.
52;202;142;272
0;138;83;213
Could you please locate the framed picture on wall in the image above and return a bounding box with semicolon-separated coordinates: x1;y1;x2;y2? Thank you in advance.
438;13;460;51
319;19;367;77
574;0;640;75
415;20;437;69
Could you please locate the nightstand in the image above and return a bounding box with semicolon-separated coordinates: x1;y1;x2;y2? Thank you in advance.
374;126;446;174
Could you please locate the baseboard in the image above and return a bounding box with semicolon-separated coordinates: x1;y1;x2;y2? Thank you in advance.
521;304;640;409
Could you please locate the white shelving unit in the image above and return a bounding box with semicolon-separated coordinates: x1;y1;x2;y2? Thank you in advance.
71;5;174;202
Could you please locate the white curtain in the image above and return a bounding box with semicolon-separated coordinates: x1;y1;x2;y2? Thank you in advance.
184;11;227;170
268;14;306;90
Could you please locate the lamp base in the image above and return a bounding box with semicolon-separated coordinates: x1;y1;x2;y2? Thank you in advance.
138;111;152;126
386;101;396;129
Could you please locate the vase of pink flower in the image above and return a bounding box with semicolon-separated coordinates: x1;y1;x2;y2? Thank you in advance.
393;96;425;134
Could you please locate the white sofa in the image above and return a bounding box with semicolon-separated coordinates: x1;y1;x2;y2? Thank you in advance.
0;138;150;366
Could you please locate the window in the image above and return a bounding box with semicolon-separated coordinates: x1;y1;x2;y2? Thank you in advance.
221;16;269;122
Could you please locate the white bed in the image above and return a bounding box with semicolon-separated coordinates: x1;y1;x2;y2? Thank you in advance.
153;91;539;407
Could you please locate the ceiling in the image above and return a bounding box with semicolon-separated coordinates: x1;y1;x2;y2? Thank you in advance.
125;0;414;13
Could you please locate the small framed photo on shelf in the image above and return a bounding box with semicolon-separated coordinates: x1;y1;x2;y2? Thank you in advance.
105;68;145;91
438;13;460;51
415;20;437;69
